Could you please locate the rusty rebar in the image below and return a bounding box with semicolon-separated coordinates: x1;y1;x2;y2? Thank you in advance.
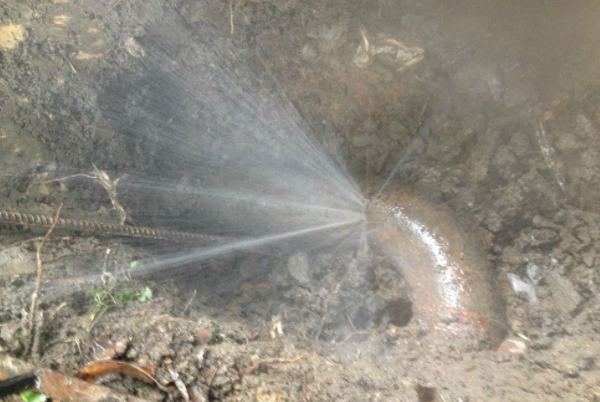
0;210;227;243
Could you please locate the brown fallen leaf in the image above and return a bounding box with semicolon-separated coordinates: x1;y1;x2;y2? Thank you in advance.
1;353;147;402
77;360;163;390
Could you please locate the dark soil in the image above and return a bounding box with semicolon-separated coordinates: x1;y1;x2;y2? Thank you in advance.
1;0;600;401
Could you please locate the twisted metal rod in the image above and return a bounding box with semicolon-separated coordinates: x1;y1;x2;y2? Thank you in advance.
0;210;227;243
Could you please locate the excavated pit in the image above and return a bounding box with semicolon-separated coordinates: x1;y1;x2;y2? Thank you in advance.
1;0;600;401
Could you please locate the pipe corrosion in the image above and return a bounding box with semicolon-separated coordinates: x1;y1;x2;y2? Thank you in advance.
368;190;507;346
0;210;227;243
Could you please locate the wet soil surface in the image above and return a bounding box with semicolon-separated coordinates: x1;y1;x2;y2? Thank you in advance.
2;0;600;401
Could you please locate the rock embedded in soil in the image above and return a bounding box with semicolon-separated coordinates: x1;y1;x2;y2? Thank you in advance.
387;120;409;142
546;271;583;316
302;41;318;61
287;252;311;287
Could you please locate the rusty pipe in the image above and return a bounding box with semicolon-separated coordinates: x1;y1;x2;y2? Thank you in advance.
367;190;507;346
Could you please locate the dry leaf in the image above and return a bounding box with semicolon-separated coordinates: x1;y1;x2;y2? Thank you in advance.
77;360;163;390
75;51;104;61
0;23;25;50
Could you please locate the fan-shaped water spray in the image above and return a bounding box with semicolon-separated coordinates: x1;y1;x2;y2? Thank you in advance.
85;16;368;273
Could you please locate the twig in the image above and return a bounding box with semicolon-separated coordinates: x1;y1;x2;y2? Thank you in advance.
302;372;310;402
43;165;129;224
182;289;196;315
314;272;349;341
111;0;127;9
229;0;234;35
30;311;44;363
92;164;130;224
28;204;63;334
205;363;223;401
339;330;375;343
346;313;357;331
534;120;566;193
240;355;305;377
42;173;97;184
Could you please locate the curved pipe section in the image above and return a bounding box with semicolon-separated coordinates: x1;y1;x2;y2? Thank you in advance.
368;190;507;346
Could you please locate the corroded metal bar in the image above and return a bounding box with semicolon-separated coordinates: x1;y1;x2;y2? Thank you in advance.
0;210;227;243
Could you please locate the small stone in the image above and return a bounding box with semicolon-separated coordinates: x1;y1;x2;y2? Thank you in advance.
362;118;377;133
582;249;596;267
370;151;389;174
532;214;557;229
576;113;595;136
301;42;318;61
287;252;311;287
546;271;582;316
351;134;371;148
196;328;211;344
497;338;527;355
520;228;560;248
562;363;580;378
555;131;582;151
388;121;409;141
26;182;49;200
438;309;458;324
126;346;138;359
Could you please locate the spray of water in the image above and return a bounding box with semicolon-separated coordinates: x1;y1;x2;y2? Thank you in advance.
75;15;367;273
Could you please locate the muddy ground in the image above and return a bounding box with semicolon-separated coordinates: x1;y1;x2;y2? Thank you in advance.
1;0;600;401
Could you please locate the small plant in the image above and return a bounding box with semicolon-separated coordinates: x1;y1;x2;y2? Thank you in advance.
21;391;48;402
88;272;152;327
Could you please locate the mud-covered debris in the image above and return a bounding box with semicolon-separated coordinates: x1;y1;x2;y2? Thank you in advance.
526;263;543;285
507;273;538;304
94;337;129;361
582;249;596;268
415;385;439;402
125;38;145;58
305;20;348;53
301;41;318;61
546;271;583;316
353;29;424;72
287;252;311;287
497;338;527;355
0;23;25;50
168;368;190;401
534;121;566;192
269;315;284;339
469;128;502;182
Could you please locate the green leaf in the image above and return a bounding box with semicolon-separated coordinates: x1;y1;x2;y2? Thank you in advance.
114;289;138;304
137;287;152;302
88;286;105;297
129;260;144;270
21;391;48;402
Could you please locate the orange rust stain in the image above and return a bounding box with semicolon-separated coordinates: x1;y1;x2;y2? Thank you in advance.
370;193;507;346
379;229;392;241
240;282;271;291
